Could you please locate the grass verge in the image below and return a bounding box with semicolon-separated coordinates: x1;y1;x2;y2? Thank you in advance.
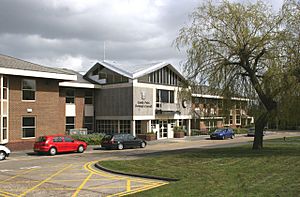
100;137;300;197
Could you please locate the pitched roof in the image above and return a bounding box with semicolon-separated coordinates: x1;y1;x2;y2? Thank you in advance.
85;60;185;80
0;54;77;80
58;68;98;88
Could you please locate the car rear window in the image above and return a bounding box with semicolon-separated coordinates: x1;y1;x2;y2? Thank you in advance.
103;135;113;141
36;136;47;142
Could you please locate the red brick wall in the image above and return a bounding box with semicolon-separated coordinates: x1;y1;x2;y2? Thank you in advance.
8;76;65;150
59;87;86;130
75;89;85;129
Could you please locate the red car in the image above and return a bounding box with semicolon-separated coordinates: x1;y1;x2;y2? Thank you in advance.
34;135;87;156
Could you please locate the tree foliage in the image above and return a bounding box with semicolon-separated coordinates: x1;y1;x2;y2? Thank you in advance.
175;0;300;149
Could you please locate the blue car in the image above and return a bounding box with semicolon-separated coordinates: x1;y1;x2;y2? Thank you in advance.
210;128;235;140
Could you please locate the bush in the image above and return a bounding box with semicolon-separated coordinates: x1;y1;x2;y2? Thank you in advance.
191;129;210;135
233;128;248;134
71;133;105;145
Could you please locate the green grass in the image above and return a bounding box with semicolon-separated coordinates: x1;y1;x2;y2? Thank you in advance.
100;137;300;197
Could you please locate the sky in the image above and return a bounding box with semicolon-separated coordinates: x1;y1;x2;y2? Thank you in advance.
0;0;283;73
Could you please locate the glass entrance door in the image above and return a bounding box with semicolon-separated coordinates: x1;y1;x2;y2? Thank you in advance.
159;120;168;139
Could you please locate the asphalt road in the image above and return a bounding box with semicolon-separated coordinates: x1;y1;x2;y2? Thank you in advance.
1;132;299;197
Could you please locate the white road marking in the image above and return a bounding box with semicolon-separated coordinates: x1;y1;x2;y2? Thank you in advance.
20;166;41;170
0;169;13;172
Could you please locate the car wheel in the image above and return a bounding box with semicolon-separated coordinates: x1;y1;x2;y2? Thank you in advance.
49;147;57;156
77;145;84;153
0;151;6;160
231;135;235;139
117;143;124;150
140;141;146;148
222;136;225;140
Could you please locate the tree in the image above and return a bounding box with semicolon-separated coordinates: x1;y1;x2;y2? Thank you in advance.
175;0;297;149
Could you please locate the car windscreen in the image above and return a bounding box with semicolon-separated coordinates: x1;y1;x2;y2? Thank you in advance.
214;129;224;133
36;136;47;142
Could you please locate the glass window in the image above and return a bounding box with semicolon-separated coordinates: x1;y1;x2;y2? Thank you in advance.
2;117;7;140
136;120;142;134
66;89;75;104
85;90;93;104
22;79;36;100
53;137;63;142
84;116;93;131
2;77;8;100
120;120;131;134
66;117;75;131
64;136;74;142
169;91;174;103
96;120;118;134
22;117;35;138
160;90;169;103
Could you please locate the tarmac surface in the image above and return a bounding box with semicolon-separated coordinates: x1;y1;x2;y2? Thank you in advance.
1;131;299;197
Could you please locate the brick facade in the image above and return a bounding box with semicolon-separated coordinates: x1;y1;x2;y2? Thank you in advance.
8;76;65;150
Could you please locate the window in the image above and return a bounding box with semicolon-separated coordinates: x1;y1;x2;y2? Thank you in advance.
120;120;130;134
66;89;75;103
156;89;175;103
84;116;93;131
135;120;142;134
85;90;93;104
236;115;241;124
53;137;63;142
97;120;118;134
22;79;36;100
2;117;7;140
22;117;35;138
161;90;169;103
66;117;75;131
2;77;7;100
64;136;74;142
170;91;174;103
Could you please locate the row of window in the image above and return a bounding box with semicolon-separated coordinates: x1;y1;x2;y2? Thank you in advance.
65;88;93;104
65;116;94;131
20;79;94;104
20;116;94;139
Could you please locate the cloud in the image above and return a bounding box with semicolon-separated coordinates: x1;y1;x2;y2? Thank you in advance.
0;0;283;72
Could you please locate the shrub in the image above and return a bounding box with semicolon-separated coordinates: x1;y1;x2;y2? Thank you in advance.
233;128;248;134
191;129;210;135
71;133;105;145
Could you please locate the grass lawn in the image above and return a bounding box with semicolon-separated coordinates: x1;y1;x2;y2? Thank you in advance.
100;137;300;197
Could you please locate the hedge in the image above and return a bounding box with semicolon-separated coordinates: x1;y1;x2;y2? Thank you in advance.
71;133;105;145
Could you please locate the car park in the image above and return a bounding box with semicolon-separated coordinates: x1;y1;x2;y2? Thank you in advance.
101;134;147;150
210;128;235;140
0;145;11;160
34;135;87;156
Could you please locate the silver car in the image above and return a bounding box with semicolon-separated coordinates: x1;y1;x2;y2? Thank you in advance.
0;145;11;160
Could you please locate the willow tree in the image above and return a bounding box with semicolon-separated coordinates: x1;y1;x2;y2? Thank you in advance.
175;0;290;149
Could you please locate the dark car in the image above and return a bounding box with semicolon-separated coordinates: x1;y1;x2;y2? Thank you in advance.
247;127;266;137
210;128;235;140
101;134;146;150
34;135;87;156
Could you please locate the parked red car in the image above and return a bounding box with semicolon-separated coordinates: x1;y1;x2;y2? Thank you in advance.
34;135;87;156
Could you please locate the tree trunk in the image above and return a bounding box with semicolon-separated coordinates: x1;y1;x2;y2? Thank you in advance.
252;112;269;150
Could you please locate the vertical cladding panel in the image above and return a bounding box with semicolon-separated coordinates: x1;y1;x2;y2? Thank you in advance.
9;76;65;144
95;86;133;117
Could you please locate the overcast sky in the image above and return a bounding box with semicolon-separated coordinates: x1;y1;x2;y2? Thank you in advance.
0;0;283;73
